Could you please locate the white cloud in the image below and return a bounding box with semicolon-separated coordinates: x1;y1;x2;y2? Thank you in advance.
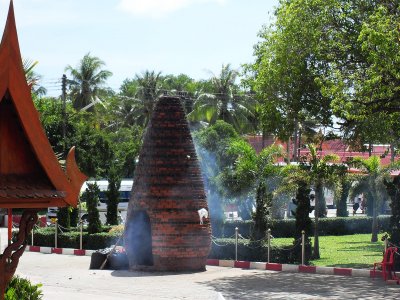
117;0;227;18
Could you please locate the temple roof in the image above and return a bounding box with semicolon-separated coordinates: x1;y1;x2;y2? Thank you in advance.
0;1;87;208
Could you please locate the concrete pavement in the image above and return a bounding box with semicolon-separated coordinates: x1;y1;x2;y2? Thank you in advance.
12;251;399;300
1;228;399;299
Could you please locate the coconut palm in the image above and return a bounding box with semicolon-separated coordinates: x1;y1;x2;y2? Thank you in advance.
65;53;112;111
188;64;255;133
115;71;164;128
23;58;47;96
349;156;396;242
133;70;164;127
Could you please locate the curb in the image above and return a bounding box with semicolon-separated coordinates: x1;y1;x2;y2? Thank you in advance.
205;259;384;279
26;245;95;257
25;246;395;281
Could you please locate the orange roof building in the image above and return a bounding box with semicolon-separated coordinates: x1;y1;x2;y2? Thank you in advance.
0;2;86;296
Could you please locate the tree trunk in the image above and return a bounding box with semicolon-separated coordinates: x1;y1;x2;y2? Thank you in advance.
390;143;395;163
371;186;379;242
293;119;299;162
286;138;291;163
313;183;322;259
371;206;378;242
262;129;265;149
337;179;350;217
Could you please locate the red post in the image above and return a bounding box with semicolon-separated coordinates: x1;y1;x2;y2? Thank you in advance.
7;208;12;245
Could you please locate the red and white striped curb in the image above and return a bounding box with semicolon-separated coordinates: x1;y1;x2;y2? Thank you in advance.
205;259;395;280
25;246;397;282
26;245;95;257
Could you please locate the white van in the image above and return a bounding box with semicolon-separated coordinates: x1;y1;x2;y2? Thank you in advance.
47;179;133;225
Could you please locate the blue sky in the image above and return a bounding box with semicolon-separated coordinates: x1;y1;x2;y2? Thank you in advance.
0;0;278;96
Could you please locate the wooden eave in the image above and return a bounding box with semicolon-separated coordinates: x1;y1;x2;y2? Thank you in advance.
0;1;87;208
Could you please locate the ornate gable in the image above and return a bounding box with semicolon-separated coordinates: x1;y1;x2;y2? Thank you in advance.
0;1;87;208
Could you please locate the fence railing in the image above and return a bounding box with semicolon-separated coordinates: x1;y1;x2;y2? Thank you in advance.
211;227;305;264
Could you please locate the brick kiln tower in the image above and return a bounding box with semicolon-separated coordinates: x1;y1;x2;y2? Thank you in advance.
124;96;211;271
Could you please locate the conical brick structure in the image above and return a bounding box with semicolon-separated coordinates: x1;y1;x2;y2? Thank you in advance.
124;96;211;271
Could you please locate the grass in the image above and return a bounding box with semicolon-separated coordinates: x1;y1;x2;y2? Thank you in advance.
271;233;386;269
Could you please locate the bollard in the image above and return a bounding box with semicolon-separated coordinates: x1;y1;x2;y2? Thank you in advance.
31;226;34;246
235;227;238;261
267;228;271;264
301;230;305;265
80;220;83;250
55;219;58;249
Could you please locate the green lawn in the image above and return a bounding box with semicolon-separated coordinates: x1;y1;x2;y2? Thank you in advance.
271;233;385;269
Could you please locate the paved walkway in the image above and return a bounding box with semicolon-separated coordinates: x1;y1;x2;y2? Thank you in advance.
1;228;399;299
12;252;399;300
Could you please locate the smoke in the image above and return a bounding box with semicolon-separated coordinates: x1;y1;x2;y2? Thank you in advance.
124;210;153;266
192;141;226;226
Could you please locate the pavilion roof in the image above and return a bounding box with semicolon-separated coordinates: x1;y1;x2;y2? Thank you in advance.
0;1;87;208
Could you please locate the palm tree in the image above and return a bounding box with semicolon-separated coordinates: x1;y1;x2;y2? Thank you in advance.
65;53;112;111
188;64;255;133
349;156;395;242
115;71;163;128
133;70;164;127
23;58;47;96
306;144;340;258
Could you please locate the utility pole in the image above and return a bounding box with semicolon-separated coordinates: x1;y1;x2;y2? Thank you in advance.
61;74;67;154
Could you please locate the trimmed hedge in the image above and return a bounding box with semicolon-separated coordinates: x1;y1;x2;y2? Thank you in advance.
29;227;121;250
222;216;391;238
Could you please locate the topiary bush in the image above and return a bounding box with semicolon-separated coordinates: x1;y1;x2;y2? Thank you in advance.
5;276;43;300
82;182;102;234
106;167;121;225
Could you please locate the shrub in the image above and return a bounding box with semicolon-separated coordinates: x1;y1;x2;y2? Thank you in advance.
209;238;302;264
28;227;121;250
109;224;124;235
5;276;43;300
222;215;391;238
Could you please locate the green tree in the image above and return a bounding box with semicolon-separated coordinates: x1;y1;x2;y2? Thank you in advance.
317;2;400;150
218;141;284;218
251;182;272;242
81;182;102;234
384;175;400;270
56;207;70;229
106;168;121;225
132;70;164;127
35;96;140;179
193;121;239;235
23;58;46;97
108;127;142;178
65;53;112;111
336;174;351;217
248;0;333;161
284;174;313;264
189;64;255;133
304;144;340;258
349;156;392;242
